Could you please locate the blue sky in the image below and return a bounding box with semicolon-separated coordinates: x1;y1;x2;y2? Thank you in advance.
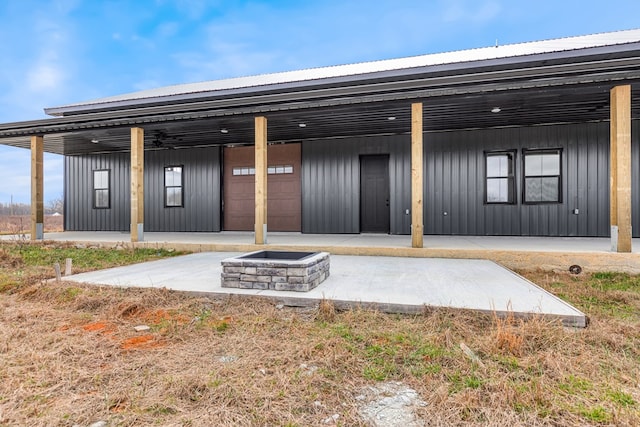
1;0;640;204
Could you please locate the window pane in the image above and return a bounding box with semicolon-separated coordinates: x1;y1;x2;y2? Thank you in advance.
525;154;543;176
541;154;560;175
486;155;509;177
487;178;509;202
165;167;182;186
268;166;276;174
541;177;559;201
525;177;542;202
525;152;560;176
284;165;293;174
525;177;559;203
166;187;182;206
94;170;108;189
95;189;109;208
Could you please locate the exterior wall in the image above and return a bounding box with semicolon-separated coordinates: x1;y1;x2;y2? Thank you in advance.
144;147;221;232
64;146;221;232
301;135;411;234
424;122;613;236
64;152;130;231
302;122;637;237
62;121;637;237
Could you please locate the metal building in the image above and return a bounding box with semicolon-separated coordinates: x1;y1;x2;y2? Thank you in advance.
0;29;639;252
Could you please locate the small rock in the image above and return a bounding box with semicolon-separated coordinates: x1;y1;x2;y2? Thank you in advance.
323;414;339;424
313;400;323;407
275;304;284;310
218;355;238;363
299;363;318;376
357;382;426;427
133;325;150;332
89;421;108;427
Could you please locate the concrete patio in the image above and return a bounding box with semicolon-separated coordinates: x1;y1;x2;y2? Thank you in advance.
63;251;587;328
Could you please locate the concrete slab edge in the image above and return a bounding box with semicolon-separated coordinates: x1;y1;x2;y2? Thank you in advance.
93;285;587;328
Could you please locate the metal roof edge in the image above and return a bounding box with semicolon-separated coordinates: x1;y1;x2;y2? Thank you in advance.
45;28;640;117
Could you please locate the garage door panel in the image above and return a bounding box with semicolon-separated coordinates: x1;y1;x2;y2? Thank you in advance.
223;144;301;231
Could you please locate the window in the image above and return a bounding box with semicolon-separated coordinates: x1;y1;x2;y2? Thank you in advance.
267;165;294;175
232;167;256;176
164;166;183;207
232;165;294;176
523;149;562;203
93;170;110;209
485;151;515;204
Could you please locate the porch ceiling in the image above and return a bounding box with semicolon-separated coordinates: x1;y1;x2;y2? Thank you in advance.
2;80;640;156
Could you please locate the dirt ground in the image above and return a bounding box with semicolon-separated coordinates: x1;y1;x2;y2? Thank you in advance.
0;243;639;426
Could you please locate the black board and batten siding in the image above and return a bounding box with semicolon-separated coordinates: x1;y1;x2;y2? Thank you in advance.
64;152;130;231
302;122;638;237
301;135;412;235
64;146;221;232
65;121;638;237
424;122;613;236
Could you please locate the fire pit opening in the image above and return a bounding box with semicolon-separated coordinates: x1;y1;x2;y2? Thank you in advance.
221;250;330;292
239;251;316;261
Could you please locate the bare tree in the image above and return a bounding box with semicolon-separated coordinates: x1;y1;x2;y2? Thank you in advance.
46;197;64;215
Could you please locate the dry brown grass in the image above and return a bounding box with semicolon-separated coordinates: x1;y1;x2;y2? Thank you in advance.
0;215;64;235
1;245;639;426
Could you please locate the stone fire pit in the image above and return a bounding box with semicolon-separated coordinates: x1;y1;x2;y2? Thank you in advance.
221;250;330;292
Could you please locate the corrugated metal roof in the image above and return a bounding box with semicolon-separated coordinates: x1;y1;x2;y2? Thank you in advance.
46;28;640;116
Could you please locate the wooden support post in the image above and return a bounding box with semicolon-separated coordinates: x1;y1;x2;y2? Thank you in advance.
130;127;145;242
254;116;268;244
411;103;424;248
30;135;44;240
610;85;632;252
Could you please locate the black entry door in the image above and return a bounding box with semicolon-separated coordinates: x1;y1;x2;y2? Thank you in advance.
360;155;390;233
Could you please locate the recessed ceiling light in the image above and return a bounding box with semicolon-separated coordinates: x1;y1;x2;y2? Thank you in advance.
491;107;501;113
387;116;396;121
91;139;99;144
220;128;229;134
298;123;307;128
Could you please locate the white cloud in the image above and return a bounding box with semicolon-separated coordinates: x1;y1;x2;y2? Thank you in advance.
27;62;65;92
0;2;81;204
